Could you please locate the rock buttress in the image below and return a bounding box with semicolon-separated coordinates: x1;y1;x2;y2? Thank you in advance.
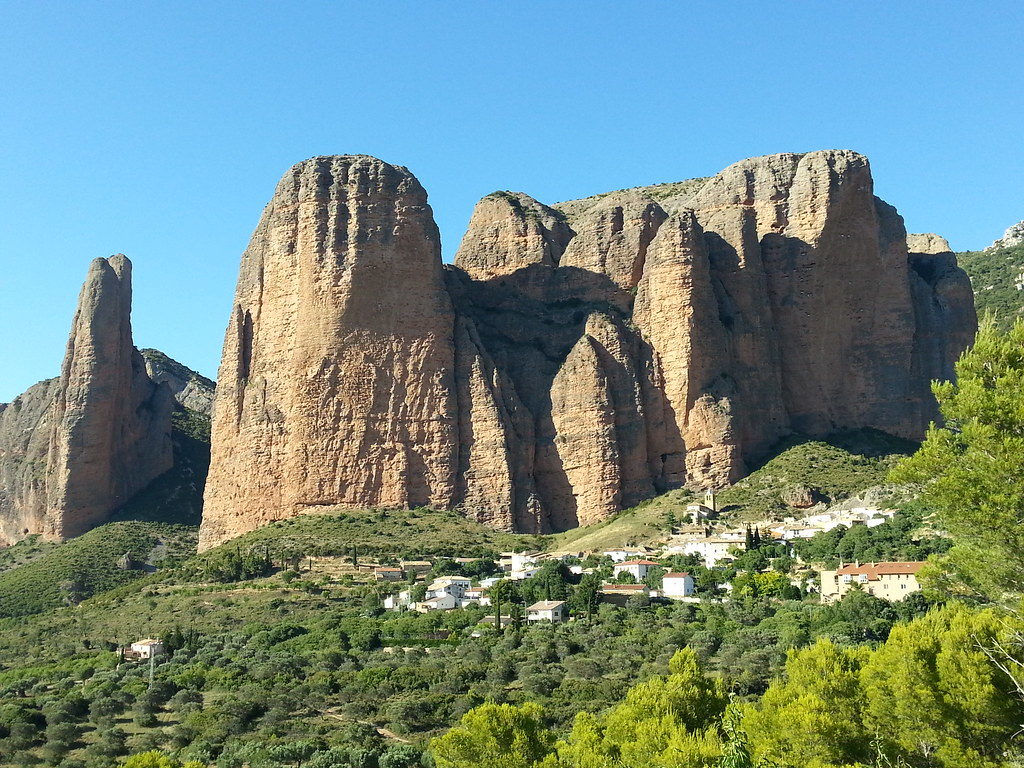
199;156;459;550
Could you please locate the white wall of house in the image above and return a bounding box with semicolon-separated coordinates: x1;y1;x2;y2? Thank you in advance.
662;574;695;598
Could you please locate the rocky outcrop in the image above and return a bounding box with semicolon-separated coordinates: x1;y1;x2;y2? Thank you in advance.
200;151;977;547
987;220;1024;251
906;228;978;396
559;194;668;290
199;156;459;550
142;348;215;415
454;192;574;280
0;256;174;543
907;233;952;255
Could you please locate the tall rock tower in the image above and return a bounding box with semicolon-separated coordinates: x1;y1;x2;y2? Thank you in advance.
0;255;174;542
199;156;459;550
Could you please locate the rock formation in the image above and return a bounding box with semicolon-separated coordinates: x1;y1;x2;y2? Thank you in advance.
199;156;459;550
0;256;174;543
199;150;977;549
142;348;216;415
987;220;1024;251
907;233;952;255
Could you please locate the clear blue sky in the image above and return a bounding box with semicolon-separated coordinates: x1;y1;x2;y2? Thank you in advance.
1;1;1021;402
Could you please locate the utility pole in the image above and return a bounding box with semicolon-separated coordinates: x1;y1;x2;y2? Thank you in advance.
148;649;155;690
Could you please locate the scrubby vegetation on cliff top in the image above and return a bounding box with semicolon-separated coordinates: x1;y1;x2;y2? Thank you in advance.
958;242;1024;330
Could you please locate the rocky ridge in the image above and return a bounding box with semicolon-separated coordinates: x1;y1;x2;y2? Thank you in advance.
987;220;1024;251
142;348;216;415
0;256;175;543
198;151;978;550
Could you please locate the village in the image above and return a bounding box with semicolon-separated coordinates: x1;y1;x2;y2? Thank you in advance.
361;491;925;624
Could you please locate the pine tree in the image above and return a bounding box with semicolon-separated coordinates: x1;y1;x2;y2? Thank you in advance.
892;317;1024;601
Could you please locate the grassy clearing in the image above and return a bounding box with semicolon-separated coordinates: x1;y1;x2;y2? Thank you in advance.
548;489;693;552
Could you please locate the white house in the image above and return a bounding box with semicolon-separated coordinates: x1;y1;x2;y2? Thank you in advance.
510;566;540;581
612;559;660;581
427;576;472;599
603;548;648;563
527;600;568;623
461;587;491;607
661;572;695;598
128;639;164;659
510;552;541;578
384;589;414;611
769;523;825;541
680;537;744;568
415;593;458;612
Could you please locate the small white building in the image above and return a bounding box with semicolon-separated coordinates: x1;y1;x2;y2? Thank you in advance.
128;639;164;659
612;559;660;581
680;537;744;568
427;576;472;599
662;572;695;598
384;589;414;611
415;593;458;612
769;523;826;541
510;566;540;581
461;588;492;607
603;548;648;563
510;552;541;578
526;600;568;623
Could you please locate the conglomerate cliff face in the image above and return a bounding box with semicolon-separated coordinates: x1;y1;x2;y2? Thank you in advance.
199;151;977;549
0;256;174;543
199;156;459;550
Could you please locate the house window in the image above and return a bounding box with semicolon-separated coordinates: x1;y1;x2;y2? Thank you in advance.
842;575;852;583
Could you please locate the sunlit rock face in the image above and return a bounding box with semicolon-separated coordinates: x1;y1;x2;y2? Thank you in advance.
0;255;173;544
199;150;977;549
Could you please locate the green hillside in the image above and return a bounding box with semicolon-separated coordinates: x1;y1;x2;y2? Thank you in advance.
958;242;1024;330
716;428;917;520
196;506;544;563
0;522;197;618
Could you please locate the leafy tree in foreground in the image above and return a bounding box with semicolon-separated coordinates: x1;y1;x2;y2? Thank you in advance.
743;604;1024;768
553;648;726;767
891;317;1024;602
430;700;555;768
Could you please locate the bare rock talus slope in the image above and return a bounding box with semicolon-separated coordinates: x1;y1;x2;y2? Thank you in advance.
0;256;174;543
199;151;977;548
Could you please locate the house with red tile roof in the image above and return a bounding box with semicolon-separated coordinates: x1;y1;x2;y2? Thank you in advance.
819;561;925;603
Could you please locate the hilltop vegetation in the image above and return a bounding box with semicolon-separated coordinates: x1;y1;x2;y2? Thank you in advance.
0;522;196;618
200;506;544;563
716;429;916;521
958;242;1024;330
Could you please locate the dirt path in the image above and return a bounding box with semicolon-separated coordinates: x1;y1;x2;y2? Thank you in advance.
321;709;411;744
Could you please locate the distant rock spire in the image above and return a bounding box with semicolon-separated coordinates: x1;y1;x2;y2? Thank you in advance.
0;255;173;543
